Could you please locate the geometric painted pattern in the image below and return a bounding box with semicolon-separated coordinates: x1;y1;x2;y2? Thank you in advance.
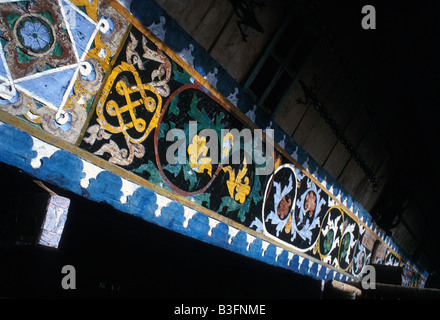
1;0;98;113
0;0;128;143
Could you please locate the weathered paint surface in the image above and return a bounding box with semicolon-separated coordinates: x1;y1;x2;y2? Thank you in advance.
0;0;427;286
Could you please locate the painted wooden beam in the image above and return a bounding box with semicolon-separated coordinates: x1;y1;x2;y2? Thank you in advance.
0;0;428;287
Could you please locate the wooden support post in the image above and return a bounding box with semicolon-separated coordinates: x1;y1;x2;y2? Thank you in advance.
38;193;70;248
323;280;362;299
0;180;70;249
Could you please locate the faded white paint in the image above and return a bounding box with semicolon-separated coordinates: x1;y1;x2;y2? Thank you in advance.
246;233;256;251
80;159;104;188
207;217;220;237
261;240;269;256
287;252;294;265
31;137;59;169
183;206;197;228
120;178;140;204
227;226;239;244
275;247;283;261
154;194;173;217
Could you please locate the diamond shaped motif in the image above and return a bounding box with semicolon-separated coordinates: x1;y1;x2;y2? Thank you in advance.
0;0;114;110
0;0;114;112
0;0;129;143
0;0;77;80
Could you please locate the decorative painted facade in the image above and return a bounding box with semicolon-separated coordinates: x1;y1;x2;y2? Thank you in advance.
0;0;427;287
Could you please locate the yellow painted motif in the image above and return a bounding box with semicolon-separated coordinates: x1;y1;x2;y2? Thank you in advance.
274;155;282;171
71;0;99;21
284;214;292;233
222;158;251;204
187;135;213;177
96;62;162;144
71;0;113;71
86;37;112;72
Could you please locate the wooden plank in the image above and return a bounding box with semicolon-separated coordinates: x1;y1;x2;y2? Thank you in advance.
321;85;362;178
290;66;344;143
322;141;351;180
273;37;389;212
354;176;377;211
273;44;339;137
357;128;387;175
289;67;359;165
327;81;360;130
155;0;231;51
314;55;341;95
362;229;378;252
337;107;371;155
190;1;235;51
391;221;418;256
349;128;389;208
155;0;212;30
357;155;390;211
338;157;366;198
401;206;425;244
299;116;338;164
306;79;359;167
318;74;353;119
280;38;333;100
374;241;388;262
272;84;310;137
332;109;375;197
209;0;291;82
327;280;362;298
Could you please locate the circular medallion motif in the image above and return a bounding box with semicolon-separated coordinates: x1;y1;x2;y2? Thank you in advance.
262;164;299;247
154;85;222;196
322;229;334;256
318;206;344;260
14;15;55;56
